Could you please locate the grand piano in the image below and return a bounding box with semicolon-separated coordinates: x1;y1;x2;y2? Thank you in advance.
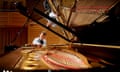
0;0;120;71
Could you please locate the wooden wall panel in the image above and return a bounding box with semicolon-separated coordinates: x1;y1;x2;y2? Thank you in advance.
0;27;27;55
0;12;27;55
0;28;4;55
9;12;27;26
0;12;27;27
28;19;68;45
0;12;9;27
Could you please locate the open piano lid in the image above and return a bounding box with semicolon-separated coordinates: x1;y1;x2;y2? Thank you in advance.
15;0;120;70
15;0;120;46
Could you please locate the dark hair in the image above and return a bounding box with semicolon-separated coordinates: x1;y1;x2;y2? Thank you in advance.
41;31;46;36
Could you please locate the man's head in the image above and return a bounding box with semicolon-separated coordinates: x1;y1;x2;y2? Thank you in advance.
39;31;46;39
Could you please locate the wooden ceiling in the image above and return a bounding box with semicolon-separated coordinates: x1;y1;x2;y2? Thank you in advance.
61;0;119;27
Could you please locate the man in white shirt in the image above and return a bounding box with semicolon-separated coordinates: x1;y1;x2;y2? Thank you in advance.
32;31;47;48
